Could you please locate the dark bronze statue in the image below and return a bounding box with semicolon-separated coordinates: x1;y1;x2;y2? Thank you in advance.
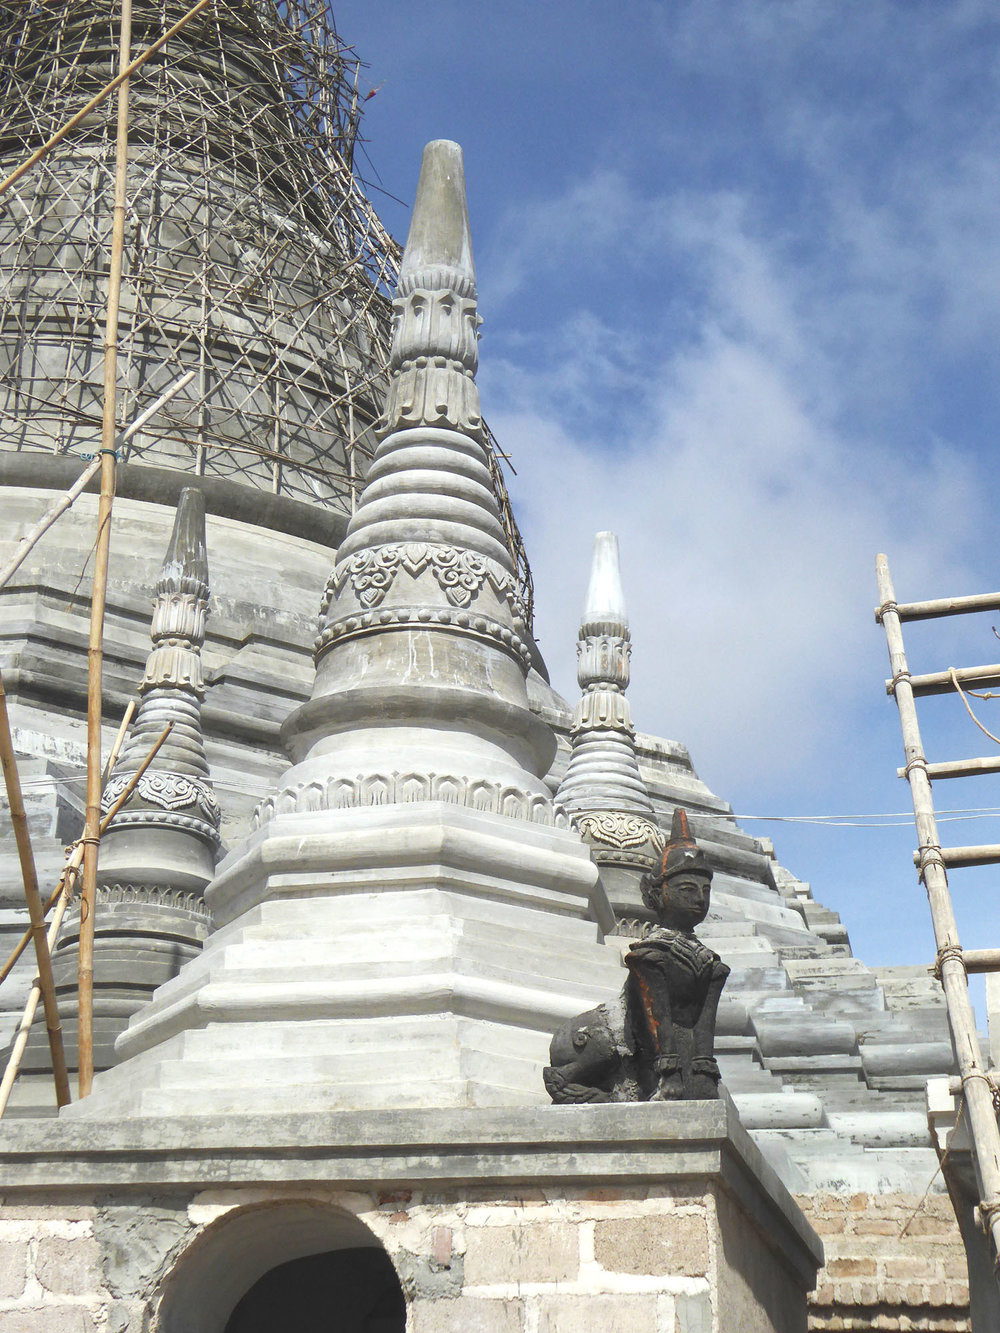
544;808;730;1103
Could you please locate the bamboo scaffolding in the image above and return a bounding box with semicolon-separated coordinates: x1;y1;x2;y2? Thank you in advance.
0;882;73;1117
77;0;133;1098
0;722;173;989
0;2;536;624
0;673;71;1108
0;0;212;200
876;552;1000;1280
0;721;172;1111
0;370;196;595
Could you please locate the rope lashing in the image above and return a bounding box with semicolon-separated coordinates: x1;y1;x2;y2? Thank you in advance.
933;943;967;980
887;667;912;695
917;843;947;884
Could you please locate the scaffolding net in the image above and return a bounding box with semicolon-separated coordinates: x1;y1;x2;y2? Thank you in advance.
0;0;533;621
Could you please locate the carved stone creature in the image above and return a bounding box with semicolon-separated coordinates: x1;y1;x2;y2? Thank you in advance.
544;808;730;1103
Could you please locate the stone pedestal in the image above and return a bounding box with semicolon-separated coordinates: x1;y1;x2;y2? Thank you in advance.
0;1101;821;1331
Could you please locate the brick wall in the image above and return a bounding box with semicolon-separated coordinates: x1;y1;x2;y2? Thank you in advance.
396;1184;716;1333
0;1185;971;1331
0;1182;801;1332
0;1202;103;1333
795;1192;970;1332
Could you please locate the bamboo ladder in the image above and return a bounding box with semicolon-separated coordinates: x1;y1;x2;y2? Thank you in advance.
876;554;1000;1280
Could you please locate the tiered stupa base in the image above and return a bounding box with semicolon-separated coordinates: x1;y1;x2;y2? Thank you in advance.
68;803;621;1117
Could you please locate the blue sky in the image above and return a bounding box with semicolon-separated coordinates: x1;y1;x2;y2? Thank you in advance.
334;0;1000;977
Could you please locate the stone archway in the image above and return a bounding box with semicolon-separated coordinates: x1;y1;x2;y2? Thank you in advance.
153;1200;405;1333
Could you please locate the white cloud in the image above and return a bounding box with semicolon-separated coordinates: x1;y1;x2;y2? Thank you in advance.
498;339;980;802
483;166;988;810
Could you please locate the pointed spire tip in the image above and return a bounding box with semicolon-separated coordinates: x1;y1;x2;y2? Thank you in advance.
400;139;475;292
583;531;627;629
160;487;208;594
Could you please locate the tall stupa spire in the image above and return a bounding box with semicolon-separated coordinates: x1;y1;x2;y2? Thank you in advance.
69;142;619;1120
556;533;661;926
269;138;545;828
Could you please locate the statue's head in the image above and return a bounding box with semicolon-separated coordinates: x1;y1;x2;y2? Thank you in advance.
641;807;713;930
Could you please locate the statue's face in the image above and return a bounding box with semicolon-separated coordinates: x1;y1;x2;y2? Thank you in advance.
659;871;711;930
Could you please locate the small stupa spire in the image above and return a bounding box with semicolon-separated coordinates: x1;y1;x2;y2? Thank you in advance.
34;492;218;1105
100;488;220;882
556;533;660;926
557;532;654;815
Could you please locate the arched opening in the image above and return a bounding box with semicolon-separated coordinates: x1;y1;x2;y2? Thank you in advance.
224;1247;405;1332
154;1200;406;1333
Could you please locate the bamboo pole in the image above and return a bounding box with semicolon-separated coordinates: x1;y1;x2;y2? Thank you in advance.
0;723;173;988
877;553;1000;1279
961;950;1000;976
0;0;211;200
892;663;1000;699
103;700;136;782
77;0;135;1099
0;456;101;585
0;369;196;596
0;885;74;1118
0;674;71;1107
912;844;1000;870
876;590;1000;624
898;755;1000;781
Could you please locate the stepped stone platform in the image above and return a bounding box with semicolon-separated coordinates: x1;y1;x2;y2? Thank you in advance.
0;515;959;1189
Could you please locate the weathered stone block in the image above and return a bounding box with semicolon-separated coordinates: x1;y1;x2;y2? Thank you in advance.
412;1295;524;1332
594;1214;708;1277
0;1205;95;1221
0;1239;28;1297
35;1234;102;1295
464;1222;578;1285
536;1293;659;1333
674;1291;712;1333
0;1309;92;1332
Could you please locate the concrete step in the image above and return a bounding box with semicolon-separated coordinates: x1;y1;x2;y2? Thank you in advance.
129;1074;536;1118
729;1090;826;1130
150;1041;543;1093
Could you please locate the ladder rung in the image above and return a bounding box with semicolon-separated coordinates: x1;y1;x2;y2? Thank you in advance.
961;950;1000;975
878;591;1000;623
898;756;1000;780
913;844;1000;869
889;664;1000;698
